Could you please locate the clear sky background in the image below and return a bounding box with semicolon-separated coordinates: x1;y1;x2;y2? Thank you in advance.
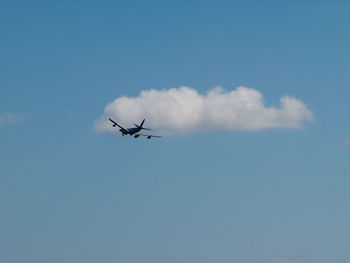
1;1;350;263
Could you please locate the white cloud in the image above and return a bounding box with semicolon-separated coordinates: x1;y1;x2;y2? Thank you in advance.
94;86;313;135
0;113;24;125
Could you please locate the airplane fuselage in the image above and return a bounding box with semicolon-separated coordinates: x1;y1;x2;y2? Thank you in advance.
120;127;142;135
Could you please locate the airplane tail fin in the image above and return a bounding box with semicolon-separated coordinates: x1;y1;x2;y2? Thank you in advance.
140;119;145;127
134;119;150;130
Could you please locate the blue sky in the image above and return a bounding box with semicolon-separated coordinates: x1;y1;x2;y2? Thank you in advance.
1;1;350;262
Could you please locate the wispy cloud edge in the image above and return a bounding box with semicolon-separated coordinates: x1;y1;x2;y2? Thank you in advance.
0;113;24;125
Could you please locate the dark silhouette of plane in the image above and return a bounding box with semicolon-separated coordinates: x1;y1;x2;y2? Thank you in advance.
109;118;161;139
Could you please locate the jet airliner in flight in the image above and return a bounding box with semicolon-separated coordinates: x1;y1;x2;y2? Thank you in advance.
109;118;161;139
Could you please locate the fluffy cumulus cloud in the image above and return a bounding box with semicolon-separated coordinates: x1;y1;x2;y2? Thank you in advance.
0;113;24;125
94;86;313;135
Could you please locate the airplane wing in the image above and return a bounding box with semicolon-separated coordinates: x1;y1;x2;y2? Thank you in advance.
139;134;162;139
109;118;128;132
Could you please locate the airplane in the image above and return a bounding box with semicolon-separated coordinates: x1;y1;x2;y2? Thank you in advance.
109;118;161;139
